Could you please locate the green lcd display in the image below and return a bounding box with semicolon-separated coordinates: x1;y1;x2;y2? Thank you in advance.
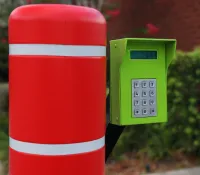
130;50;157;59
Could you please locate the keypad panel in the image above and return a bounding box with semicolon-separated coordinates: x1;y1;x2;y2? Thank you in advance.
132;79;157;118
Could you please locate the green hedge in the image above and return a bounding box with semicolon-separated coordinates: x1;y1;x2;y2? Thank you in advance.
0;28;8;82
0;112;8;173
112;47;200;159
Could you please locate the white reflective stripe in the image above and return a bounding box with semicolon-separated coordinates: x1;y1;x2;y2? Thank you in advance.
9;44;106;57
9;136;105;155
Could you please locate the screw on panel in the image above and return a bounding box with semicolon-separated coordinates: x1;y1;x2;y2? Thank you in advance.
115;44;117;48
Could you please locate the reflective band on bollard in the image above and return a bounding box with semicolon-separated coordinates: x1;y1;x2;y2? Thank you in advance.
9;44;106;57
9;136;105;155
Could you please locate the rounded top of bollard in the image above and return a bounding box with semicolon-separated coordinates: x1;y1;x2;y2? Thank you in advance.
9;4;106;45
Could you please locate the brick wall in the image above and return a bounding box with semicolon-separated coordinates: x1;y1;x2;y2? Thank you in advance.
107;0;200;51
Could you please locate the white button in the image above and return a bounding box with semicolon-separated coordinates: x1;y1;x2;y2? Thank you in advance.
149;90;155;97
142;91;147;97
142;100;147;106
134;100;139;106
149;99;155;105
150;108;156;114
149;81;155;88
142;81;147;88
142;108;148;115
134;109;140;115
134;91;139;97
134;81;139;88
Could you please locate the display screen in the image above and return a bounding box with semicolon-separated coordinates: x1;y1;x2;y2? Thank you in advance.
130;50;157;59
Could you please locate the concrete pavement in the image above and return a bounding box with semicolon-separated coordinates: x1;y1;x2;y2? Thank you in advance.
147;167;200;175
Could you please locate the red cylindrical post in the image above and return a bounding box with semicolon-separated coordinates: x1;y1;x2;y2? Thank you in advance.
9;4;106;175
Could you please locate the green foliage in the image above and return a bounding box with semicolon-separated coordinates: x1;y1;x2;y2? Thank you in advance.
0;0;18;82
112;47;200;160
0;40;8;82
0;113;8;163
2;92;8;112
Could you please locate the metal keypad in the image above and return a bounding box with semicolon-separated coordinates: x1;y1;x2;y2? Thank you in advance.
132;79;157;117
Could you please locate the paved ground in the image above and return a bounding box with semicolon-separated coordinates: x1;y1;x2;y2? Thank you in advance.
148;167;200;175
0;161;4;175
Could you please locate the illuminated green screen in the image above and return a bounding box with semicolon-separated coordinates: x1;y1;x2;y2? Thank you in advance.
130;50;157;59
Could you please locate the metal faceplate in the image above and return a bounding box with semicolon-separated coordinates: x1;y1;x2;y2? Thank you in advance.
132;79;157;118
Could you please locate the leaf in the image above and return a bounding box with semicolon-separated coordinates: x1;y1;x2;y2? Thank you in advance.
184;127;193;135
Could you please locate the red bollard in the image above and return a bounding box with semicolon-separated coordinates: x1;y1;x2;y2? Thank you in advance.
9;4;106;175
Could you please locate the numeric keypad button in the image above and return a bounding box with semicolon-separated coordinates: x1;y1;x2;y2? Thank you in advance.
142;99;147;106
134;91;140;97
134;100;139;106
149;90;155;97
141;81;147;88
134;81;140;88
150;108;156;115
142;91;147;97
149;81;155;88
134;109;140;115
142;108;148;115
149;99;155;105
